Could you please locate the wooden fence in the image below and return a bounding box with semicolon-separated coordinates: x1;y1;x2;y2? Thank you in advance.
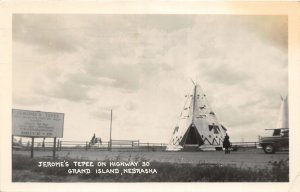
13;140;259;152
14;139;168;152
231;141;260;150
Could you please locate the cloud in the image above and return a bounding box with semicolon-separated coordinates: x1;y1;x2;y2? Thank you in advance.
13;14;81;53
243;15;288;51
67;72;99;86
85;62;142;91
201;63;250;85
125;102;137;111
12;14;288;142
36;71;98;103
90;110;111;120
13;94;49;106
48;80;92;102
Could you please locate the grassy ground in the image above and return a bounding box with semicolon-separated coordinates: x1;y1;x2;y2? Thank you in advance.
13;149;289;169
12;154;289;182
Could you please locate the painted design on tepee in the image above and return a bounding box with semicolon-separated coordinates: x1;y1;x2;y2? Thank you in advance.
167;82;227;150
276;95;288;129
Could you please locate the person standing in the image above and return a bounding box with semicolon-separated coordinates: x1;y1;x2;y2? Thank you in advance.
223;133;231;154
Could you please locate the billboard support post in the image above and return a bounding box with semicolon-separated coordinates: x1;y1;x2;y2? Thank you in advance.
53;137;57;159
12;135;14;157
30;137;34;158
109;109;112;152
12;135;14;154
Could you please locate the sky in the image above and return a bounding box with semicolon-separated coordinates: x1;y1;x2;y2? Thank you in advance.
12;14;288;143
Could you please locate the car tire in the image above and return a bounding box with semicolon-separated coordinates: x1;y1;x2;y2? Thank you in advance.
263;144;275;154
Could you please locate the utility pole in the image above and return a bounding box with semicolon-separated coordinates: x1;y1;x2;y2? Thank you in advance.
109;109;112;151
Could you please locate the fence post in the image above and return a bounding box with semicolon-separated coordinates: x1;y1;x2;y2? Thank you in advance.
53;137;57;160
42;141;45;151
57;139;60;150
30;137;35;158
60;141;62;151
108;141;110;151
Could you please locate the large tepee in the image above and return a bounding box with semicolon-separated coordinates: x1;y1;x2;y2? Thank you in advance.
276;95;288;129
166;82;228;151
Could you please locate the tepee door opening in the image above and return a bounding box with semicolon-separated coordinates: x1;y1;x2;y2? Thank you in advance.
180;124;204;146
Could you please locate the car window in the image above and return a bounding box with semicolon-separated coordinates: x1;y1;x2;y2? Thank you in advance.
273;129;281;136
280;129;289;137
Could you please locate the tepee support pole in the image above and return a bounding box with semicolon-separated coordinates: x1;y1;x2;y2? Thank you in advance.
183;83;198;147
192;84;197;122
191;79;196;85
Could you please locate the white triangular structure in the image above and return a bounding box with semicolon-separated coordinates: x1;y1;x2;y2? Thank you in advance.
166;83;227;151
276;95;288;129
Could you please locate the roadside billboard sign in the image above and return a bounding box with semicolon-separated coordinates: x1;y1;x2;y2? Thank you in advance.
12;109;64;138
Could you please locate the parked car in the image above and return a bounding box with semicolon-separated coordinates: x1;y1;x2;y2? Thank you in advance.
259;128;289;154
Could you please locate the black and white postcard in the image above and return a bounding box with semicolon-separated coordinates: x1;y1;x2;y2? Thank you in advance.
0;1;300;192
